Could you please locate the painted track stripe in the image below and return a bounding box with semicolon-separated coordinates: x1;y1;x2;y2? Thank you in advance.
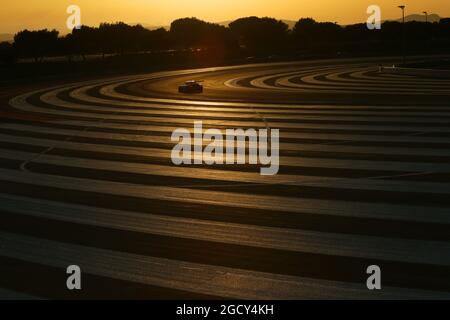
4;232;449;299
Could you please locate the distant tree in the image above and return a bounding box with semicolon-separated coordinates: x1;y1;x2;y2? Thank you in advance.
57;34;76;62
8;16;450;65
128;24;149;52
169;17;237;63
170;18;228;48
437;18;450;39
378;21;403;51
0;41;16;64
97;23;115;56
292;18;342;53
341;23;379;54
13;29;59;62
145;27;170;51
69;26;100;60
229;17;289;55
98;22;145;55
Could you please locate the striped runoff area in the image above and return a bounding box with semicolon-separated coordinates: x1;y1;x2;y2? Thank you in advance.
225;64;450;95
1;61;450;299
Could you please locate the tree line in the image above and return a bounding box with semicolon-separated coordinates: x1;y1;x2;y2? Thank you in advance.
1;16;450;64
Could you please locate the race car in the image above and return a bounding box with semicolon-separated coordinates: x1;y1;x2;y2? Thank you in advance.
178;80;204;93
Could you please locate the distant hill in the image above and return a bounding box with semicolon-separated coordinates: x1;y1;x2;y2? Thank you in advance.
132;23;169;30
386;13;441;23
217;19;298;29
0;33;14;42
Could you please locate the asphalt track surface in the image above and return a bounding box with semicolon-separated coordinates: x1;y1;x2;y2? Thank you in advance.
1;57;450;299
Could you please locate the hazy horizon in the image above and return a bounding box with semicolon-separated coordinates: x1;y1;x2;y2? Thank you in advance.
1;0;449;35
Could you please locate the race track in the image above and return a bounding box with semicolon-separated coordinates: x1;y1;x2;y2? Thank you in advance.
1;58;450;299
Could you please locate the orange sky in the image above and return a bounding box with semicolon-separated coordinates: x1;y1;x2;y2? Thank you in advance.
1;0;449;34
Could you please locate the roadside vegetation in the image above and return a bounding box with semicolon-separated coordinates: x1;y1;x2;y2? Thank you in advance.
1;17;449;81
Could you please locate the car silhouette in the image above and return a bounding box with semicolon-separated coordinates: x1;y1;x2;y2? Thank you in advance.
178;80;203;93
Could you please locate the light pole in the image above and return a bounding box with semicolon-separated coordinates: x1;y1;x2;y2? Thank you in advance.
398;5;406;65
423;11;428;23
